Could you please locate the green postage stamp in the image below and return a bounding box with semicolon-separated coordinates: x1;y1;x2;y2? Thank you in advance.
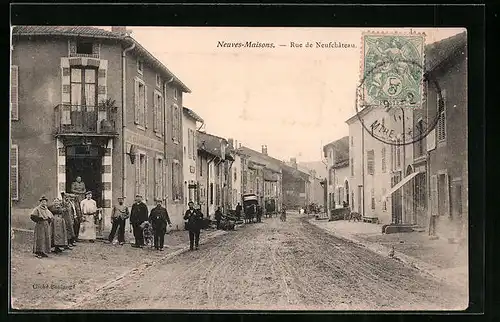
360;32;425;109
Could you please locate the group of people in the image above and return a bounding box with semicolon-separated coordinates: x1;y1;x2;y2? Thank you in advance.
30;186;99;258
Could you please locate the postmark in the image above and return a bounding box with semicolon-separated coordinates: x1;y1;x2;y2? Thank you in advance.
355;31;444;146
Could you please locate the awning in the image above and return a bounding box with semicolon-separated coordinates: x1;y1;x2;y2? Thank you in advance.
384;171;421;199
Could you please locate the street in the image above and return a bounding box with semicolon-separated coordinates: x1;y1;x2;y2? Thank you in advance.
73;212;466;311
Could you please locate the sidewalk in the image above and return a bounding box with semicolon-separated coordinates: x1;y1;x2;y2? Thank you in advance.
308;219;468;290
10;227;226;310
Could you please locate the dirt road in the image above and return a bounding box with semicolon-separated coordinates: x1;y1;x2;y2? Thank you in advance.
75;213;467;310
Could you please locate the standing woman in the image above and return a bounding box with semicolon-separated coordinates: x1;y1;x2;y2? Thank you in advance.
30;196;53;258
183;201;203;251
79;191;97;242
48;198;69;252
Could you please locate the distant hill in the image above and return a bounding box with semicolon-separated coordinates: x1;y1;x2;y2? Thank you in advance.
298;161;328;179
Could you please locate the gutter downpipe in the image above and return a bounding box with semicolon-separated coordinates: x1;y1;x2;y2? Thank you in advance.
122;40;135;198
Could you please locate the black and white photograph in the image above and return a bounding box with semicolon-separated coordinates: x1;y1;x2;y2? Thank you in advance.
9;25;469;311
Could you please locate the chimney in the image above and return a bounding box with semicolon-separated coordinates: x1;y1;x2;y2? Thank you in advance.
262;145;268;155
111;26;131;36
290;157;297;169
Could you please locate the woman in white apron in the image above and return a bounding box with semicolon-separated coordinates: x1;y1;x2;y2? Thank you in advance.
79;191;97;241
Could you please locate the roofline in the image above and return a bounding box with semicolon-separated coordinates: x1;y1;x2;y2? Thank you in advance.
11;27;191;93
183;107;204;123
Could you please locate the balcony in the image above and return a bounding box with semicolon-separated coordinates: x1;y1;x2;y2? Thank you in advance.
54;104;118;137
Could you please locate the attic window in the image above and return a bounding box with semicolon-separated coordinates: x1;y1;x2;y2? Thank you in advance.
76;40;94;55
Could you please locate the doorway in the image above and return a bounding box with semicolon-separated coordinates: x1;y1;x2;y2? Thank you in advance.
65;145;103;208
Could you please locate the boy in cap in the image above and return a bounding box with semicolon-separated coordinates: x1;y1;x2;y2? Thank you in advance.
107;196;129;245
148;198;172;251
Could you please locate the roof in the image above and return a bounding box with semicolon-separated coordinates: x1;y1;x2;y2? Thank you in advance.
323;136;349;162
183;107;204;123
281;163;311;181
263;168;279;182
239;146;282;173
197;131;234;161
12;25;191;93
298;161;328;179
425;31;467;73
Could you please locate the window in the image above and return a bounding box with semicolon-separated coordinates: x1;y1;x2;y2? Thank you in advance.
11;145;18;200
381;147;386;173
367;150;375;175
173;87;178;100
172;160;181;201
210;183;214;205
156;74;162;88
137;60;144;75
234;168;237;181
11;65;18;121
351;136;353;146
199;155;203;177
135;153;147;199
351;158;354;176
188;129;193;159
371;189;375;210
134;78;147;128
415;119;424;157
172;105;180;143
71;67;97;107
76;40;94;55
437;89;447;142
155;157;163;200
154;90;163;135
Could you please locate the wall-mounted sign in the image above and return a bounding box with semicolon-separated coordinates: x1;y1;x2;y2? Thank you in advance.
190;166;196;173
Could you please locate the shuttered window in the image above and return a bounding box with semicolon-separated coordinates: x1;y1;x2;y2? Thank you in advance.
172;105;180;143
192;130;197;160
367;150;375;175
134;78;147;128
154;90;163;135
188;129;193;159
155;157;163;200
11;66;19;121
351;158;354;176
172;160;181;201
11;145;19;200
437;89;447;142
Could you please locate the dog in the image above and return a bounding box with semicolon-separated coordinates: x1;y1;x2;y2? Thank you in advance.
347;212;362;222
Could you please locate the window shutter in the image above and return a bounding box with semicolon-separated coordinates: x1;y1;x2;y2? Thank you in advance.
145;155;149;202
192;132;196;160
144;85;148;128
188;130;193;158
135;156;140;195
163;159;168;200
11;66;19;121
381;147;386;172
10;145;19;200
430;175;438;216
443;173;450;217
153;94;158;133
134;80;140;124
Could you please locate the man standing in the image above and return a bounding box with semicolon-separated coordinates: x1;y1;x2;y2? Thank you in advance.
130;194;148;248
108;197;129;245
235;202;242;220
183;201;203;251
148;198;172;251
214;206;223;230
60;192;76;247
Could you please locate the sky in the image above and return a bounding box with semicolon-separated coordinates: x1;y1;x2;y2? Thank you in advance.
106;27;464;162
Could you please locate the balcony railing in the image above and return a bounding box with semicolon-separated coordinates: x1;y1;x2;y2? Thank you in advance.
54;104;118;136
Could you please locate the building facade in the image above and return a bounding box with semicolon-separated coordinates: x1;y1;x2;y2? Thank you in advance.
323;136;350;210
227;139;242;209
10;26;191;231
182;107;204;209
421;32;468;241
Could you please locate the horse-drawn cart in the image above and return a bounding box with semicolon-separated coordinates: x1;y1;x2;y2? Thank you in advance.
242;193;258;224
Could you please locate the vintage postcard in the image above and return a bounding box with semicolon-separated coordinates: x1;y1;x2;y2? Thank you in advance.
10;26;468;311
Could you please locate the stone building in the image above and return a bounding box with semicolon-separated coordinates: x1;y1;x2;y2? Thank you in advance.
182;107;204;208
10;26;190;230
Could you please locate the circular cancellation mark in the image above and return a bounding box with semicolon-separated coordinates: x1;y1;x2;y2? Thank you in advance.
355;59;444;147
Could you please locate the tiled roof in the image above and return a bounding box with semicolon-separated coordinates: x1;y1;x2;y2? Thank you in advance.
425;31;467;72
183;107;204;123
197;131;233;161
12;25;191;93
323;136;349;162
12;25;123;39
239;146;282;173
